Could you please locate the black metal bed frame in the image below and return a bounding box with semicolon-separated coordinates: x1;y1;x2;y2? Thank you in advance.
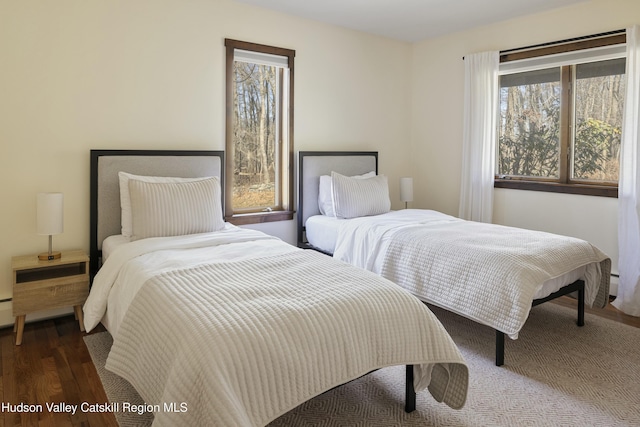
496;279;585;366
297;150;589;368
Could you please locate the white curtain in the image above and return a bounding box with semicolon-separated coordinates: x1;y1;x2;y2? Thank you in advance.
459;51;499;223
613;25;640;317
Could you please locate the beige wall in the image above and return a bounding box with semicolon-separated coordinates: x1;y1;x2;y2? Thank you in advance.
0;0;412;312
411;0;640;281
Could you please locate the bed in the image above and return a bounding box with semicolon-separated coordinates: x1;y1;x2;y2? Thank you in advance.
83;149;468;426
297;151;612;366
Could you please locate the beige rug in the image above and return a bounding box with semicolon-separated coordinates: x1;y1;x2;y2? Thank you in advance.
84;303;640;426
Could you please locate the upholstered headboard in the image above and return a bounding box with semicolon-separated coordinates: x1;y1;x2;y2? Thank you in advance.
89;149;224;280
297;151;378;249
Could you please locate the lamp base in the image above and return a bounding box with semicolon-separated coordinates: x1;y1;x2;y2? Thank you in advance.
38;251;61;261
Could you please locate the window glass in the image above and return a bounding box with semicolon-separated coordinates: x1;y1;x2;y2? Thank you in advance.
498;68;561;178
572;58;625;182
232;60;280;210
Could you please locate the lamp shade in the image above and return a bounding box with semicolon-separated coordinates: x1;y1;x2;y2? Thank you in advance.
400;177;414;203
37;192;64;235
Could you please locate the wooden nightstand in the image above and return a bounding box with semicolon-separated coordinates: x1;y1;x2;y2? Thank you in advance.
12;250;89;345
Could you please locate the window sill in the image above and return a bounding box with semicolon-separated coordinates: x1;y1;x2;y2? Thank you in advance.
225;210;294;226
494;179;618;198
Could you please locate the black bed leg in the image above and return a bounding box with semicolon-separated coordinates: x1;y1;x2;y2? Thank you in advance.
577;280;585;327
405;365;416;413
496;330;505;366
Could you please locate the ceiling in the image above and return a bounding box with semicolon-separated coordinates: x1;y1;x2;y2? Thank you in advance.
233;0;588;42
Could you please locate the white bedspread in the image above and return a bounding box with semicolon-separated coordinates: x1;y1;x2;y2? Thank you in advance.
84;227;468;426
333;210;611;339
84;225;281;335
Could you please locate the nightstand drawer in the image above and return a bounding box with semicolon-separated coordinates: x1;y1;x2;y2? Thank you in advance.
15;262;87;284
13;276;89;315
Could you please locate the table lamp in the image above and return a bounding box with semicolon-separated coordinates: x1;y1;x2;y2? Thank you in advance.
400;177;413;209
37;192;64;261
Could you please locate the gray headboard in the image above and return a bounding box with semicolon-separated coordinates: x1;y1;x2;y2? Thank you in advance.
297;151;378;249
89;149;224;280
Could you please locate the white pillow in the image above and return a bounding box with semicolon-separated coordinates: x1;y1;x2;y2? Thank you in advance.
128;177;224;241
331;171;390;219
318;171;375;217
119;172;210;237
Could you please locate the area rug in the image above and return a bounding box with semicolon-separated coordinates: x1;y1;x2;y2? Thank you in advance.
84;303;640;426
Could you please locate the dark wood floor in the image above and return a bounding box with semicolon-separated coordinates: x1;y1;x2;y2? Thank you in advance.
0;297;637;427
0;318;117;427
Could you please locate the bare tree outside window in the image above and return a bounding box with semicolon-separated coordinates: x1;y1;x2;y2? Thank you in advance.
233;61;278;209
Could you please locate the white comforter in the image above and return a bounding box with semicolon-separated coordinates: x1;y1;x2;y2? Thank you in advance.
333;210;611;339
84;225;286;336
83;226;468;426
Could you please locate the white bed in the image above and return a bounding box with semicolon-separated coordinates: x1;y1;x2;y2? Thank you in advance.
305;212;587;302
85;150;469;426
101;234;130;262
297;151;611;366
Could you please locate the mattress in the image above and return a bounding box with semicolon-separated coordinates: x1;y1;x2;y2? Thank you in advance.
305;213;587;301
102;234;131;262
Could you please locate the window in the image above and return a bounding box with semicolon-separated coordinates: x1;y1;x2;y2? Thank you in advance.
224;39;295;224
496;33;626;197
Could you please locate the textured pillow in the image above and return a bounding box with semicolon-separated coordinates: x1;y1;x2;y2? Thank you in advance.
128;177;224;241
119;172;209;238
318;171;375;217
331;171;390;219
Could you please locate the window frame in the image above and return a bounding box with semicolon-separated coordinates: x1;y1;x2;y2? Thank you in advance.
224;39;295;225
494;33;625;198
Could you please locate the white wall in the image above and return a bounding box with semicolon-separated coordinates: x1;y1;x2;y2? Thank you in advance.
410;0;640;281
0;0;412;324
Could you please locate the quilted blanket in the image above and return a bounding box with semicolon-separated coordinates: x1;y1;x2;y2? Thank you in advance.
333;210;611;339
92;233;467;426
